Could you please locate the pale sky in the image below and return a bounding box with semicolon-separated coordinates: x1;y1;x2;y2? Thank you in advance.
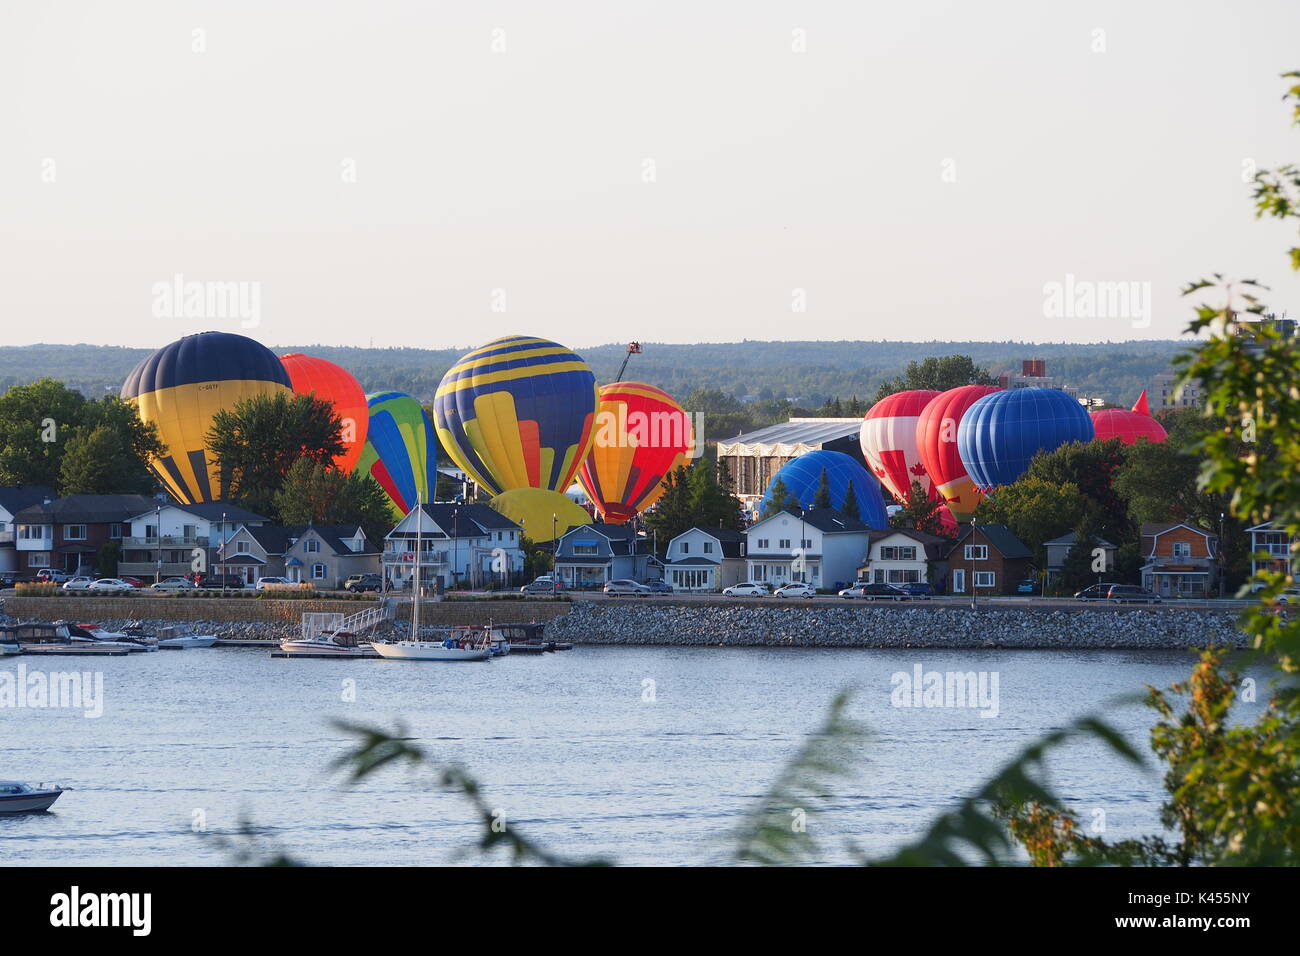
3;0;1299;352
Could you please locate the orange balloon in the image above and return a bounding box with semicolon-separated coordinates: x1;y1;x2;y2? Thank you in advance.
279;354;370;473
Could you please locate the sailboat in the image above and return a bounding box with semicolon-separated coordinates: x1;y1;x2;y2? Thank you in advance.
370;495;492;663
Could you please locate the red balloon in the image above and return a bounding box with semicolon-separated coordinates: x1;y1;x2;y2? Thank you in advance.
915;385;1001;523
280;354;370;473
1091;390;1167;445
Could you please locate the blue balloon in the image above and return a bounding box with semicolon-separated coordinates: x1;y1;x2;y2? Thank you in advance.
759;450;889;529
956;388;1095;489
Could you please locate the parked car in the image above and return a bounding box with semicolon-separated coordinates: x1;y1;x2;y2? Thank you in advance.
345;573;383;593
201;574;248;590
603;579;648;595
1105;584;1162;604
1275;588;1300;605
839;582;910;601
255;576;291;591
87;578;133;593
723;581;771;597
1074;583;1121;601
520;577;564;594
640;580;673;594
901;582;937;598
116;576;145;588
0;571;26;587
1015;579;1038;595
774;582;816;599
37;569;74;584
151;577;196;590
61;576;95;591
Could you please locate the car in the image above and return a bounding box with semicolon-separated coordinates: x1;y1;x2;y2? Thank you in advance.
1074;583;1121;601
603;579;648;595
61;576;95;591
1105;584;1162;604
1275;588;1300;605
839;582;910;601
1015;579;1038;595
345;573;383;593
520;577;565;594
118;576;145;588
151;577;196;590
87;578;133;593
723;582;771;597
640;580;674;594
774;583;816;599
255;576;291;591
901;582;937;598
202;575;248;590
38;569;74;584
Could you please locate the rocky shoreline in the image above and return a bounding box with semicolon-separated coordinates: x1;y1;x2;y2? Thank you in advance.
546;601;1248;649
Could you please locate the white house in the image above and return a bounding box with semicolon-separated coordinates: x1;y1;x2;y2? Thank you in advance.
283;525;381;588
1246;521;1296;583
121;501;268;580
553;523;658;588
0;485;54;575
383;503;523;589
663;527;747;592
743;507;872;591
858;529;948;586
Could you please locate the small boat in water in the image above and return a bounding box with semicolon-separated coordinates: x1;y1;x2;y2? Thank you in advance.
150;625;219;649
68;623;158;652
0;781;66;813
279;629;375;657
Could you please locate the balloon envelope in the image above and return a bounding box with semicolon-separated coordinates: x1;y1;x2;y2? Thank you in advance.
433;335;599;498
279;353;369;473
121;331;292;503
356;391;437;515
916;385;1001;523
957;388;1095;489
577;382;694;523
758;450;889;529
1091;391;1167;445
489;487;592;543
859;390;941;504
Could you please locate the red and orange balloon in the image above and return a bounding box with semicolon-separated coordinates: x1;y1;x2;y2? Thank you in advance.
915;384;1001;523
1090;390;1168;445
279;353;370;473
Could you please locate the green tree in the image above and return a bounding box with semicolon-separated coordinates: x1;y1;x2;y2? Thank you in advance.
873;355;996;402
972;476;1091;568
642;466;694;547
272;457;396;544
207;393;345;517
1024;439;1131;545
889;480;949;538
97;539;121;578
686;458;743;531
760;476;799;520
1057;524;1103;593
812;468;832;509
841;480;861;520
58;425;134;496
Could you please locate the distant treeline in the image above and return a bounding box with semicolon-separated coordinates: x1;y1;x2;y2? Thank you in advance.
0;339;1190;409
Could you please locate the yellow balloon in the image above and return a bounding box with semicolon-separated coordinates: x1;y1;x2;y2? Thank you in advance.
489;488;591;543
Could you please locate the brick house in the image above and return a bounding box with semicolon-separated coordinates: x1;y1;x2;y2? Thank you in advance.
945;524;1032;595
12;494;158;576
1139;522;1219;598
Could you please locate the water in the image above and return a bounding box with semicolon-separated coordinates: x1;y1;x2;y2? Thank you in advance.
0;645;1264;866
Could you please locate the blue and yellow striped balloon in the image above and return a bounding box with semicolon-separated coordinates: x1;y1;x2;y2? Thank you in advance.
121;332;292;503
354;391;437;516
433;335;599;497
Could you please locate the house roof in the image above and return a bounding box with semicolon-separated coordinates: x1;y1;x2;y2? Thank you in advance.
242;524;297;556
417;503;521;536
298;524;379;556
1140;522;1217;540
13;494;159;525
949;524;1032;560
0;485;55;517
766;507;872;535
1043;531;1118;549
670;526;746;558
867;527;950;560
665;556;720;567
125;500;267;524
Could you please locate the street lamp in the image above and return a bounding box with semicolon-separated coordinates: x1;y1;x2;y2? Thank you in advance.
154;505;162;586
552;513;558;593
453;506;459;591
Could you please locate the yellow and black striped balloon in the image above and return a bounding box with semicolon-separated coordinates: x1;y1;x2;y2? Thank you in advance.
121;332;293;503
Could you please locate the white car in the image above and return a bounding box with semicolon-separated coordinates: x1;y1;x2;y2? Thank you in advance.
61;576;95;590
603;579;648;595
774;583;816;598
723;582;771;597
152;577;195;590
255;576;291;591
87;578;133;593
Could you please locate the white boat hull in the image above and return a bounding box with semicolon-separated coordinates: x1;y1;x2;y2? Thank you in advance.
279;639;372;657
0;789;63;813
371;641;491;662
158;635;219;649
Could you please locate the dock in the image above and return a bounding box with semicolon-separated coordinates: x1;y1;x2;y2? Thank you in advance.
19;645;132;657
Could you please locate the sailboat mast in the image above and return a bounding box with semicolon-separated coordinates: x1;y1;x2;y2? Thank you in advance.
412;495;422;641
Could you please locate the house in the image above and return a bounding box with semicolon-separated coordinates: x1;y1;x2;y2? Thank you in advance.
283;525;381;588
119;501;268;581
1043;531;1117;585
1246;521;1296;583
383;503;524;589
857;528;948;587
217;524;297;584
0;485;55;575
945;524;1032;595
743;507;872;590
663;527;747;592
554;523;658;589
1139;522;1219;598
12;494;158;576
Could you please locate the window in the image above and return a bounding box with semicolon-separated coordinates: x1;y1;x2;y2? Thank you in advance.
573;544;599;555
974;571;996;588
305;539;320;553
110;524;122;539
19;524;50;541
951;569;966;592
682;542;690;554
880;546;917;561
800;538;812;549
312;563;326;579
183;524;197;540
965;544;988;560
703;541;713;554
757;538;769;549
237;541;250;554
28;552;50;568
1172;541;1191;558
64;525;87;541
779;539;791;550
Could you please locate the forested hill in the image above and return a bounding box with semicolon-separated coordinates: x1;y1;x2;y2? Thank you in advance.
0;339;1191;408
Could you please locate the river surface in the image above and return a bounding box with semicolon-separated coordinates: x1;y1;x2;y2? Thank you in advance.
0;645;1267;866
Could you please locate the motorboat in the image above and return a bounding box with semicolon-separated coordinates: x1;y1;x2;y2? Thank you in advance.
0;781;65;813
151;625;219;649
66;623;158;652
279;630;375;657
1;639;19;656
0;622;131;655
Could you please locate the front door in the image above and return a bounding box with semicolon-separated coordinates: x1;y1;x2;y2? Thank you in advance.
952;569;966;593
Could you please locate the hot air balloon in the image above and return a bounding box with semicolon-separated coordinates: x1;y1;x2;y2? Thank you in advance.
757;450;889;529
1090;390;1168;445
279;353;369;473
355;391;437;515
915;385;1001;523
120;331;293;503
957;388;1095;490
433;335;599;497
859;390;941;504
576;382;694;523
490;487;592;543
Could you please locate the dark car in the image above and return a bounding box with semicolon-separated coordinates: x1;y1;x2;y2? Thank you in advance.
1074;583;1120;601
200;574;248;590
839;582;911;601
1106;584;1162;604
1015;578;1038;595
640;580;673;595
345;573;383;593
901;582;936;598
